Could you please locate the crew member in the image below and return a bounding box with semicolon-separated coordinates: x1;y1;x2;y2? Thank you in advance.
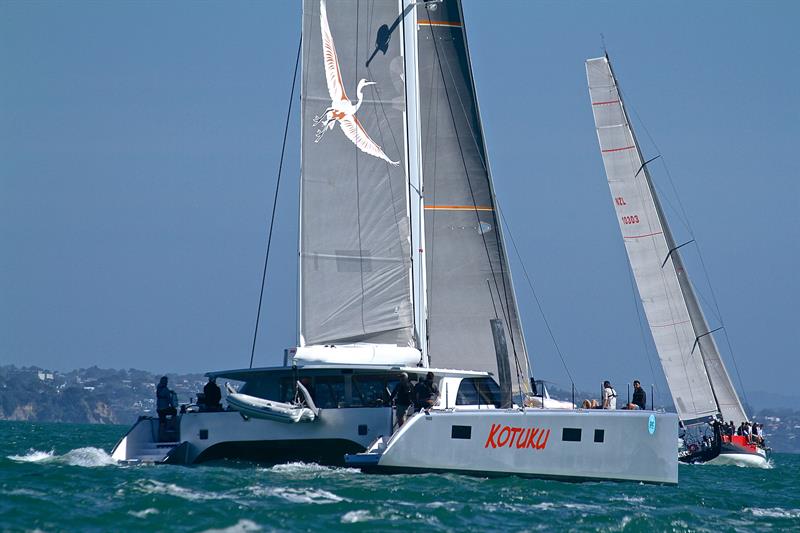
602;380;617;410
632;380;646;410
156;376;177;424
390;373;414;427
204;376;222;411
414;372;440;412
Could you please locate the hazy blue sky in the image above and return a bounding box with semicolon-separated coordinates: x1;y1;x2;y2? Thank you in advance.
2;1;797;405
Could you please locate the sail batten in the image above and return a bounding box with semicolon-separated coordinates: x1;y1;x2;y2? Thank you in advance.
586;56;748;424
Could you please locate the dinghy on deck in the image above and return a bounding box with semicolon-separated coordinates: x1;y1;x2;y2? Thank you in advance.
225;381;318;423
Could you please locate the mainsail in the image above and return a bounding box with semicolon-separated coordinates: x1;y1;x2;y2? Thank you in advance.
586;56;747;424
300;0;414;348
417;1;531;394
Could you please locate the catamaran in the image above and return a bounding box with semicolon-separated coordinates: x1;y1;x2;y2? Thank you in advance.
114;0;678;483
585;54;768;467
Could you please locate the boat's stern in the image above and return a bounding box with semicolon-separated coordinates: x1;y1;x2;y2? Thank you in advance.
111;416;182;464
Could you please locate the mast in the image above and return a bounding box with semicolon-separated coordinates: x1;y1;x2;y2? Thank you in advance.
587;55;747;424
402;0;428;365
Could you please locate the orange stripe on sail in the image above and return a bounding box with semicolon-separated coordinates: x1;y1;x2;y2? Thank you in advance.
425;205;494;211
417;20;463;27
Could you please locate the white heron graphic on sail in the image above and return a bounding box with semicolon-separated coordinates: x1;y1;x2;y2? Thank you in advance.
312;0;399;166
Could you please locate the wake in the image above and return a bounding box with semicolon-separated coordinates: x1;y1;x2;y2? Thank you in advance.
7;447;116;467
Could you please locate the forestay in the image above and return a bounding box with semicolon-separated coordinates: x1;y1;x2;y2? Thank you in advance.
586;56;747;424
417;0;530;395
300;0;414;348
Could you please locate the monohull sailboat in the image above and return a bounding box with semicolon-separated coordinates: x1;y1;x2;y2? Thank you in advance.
586;55;768;467
114;1;678;483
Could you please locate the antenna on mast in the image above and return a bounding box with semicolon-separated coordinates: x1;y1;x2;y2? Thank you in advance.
600;33;608;57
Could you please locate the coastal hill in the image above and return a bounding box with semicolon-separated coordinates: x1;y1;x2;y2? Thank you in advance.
1;365;797;453
0;365;206;425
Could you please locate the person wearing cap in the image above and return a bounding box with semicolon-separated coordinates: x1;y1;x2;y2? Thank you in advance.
390;373;414;427
204;376;222;411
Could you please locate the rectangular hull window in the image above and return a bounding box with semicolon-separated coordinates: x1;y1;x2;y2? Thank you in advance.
451;425;472;439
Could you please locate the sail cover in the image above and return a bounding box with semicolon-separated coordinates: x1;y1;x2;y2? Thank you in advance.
300;0;414;347
586;56;746;424
417;1;530;394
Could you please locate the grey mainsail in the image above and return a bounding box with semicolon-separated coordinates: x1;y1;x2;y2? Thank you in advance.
300;0;414;347
586;56;747;424
417;1;531;395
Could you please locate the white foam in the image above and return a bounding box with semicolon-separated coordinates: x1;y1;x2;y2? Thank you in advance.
341;510;373;523
610;495;645;504
249;486;347;504
745;507;800;519
7;449;55;463
269;462;331;474
7;447;115;467
201;519;262;533
128;508;160;519
135;479;228;502
265;462;360;477
61;447;116;467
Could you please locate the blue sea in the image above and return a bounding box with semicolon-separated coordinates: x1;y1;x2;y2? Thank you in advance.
1;421;798;532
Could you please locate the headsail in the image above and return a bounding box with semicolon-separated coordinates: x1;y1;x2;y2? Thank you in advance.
417;0;531;395
300;0;414;348
586;56;747;424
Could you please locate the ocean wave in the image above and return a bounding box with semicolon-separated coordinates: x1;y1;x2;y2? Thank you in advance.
7;447;115;467
200;519;262;533
265;462;360;477
128;508;160;519
61;447;117;467
134;479;231;501
745;507;800;519
249;485;347;504
7;449;55;463
341;510;374;523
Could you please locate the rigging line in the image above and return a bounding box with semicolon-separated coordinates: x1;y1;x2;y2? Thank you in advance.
426;21;517;365
249;35;302;369
497;205;575;386
432;22;525;378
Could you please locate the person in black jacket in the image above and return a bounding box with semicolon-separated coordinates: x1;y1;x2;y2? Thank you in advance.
203;376;222;411
632;380;647;410
414;372;440;412
390;373;414;427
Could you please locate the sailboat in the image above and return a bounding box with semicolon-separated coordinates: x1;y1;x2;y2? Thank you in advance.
585;54;768;467
113;1;678;484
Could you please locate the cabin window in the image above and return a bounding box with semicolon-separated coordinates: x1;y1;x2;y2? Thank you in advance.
314;376;345;408
350;375;391;407
562;428;582;442
455;377;501;407
594;429;605;443
451;425;472;439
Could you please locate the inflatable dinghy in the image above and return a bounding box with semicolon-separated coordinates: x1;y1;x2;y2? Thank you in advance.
225;381;319;423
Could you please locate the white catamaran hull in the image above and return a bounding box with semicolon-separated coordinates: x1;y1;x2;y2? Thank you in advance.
112;407;392;465
347;409;678;484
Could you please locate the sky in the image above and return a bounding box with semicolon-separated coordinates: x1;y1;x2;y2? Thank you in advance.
1;1;798;406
